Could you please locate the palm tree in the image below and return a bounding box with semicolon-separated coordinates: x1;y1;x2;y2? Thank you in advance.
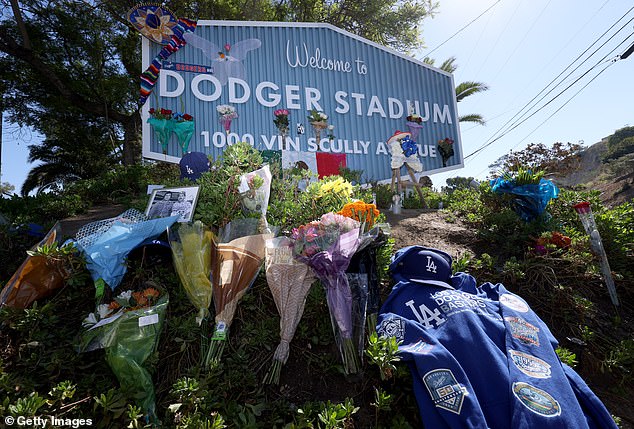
424;57;489;125
21;116;117;195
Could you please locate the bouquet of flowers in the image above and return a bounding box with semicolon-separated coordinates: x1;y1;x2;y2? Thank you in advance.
172;112;195;154
307;109;329;142
338;201;387;336
78;283;168;424
73;209;178;298
217;104;238;135
0;223;76;309
292;212;361;374
437;137;455;167
206;218;275;365
263;237;315;384
238;165;272;228
533;231;572;255
168;222;214;325
148;108;175;154
273;109;290;143
307;176;354;214
490;169;559;222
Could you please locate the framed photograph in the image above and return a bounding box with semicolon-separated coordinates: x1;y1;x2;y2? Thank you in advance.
145;186;200;223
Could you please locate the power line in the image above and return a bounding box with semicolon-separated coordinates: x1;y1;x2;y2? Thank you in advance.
424;0;502;58
484;9;634;147
464;11;634;159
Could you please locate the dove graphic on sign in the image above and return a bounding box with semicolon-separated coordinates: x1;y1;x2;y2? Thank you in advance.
183;33;261;85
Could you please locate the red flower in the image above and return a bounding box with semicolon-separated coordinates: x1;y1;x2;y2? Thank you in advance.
149;108;155;114
183;113;193;121
160;108;172;116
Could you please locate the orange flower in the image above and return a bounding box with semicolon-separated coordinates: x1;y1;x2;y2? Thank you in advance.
143;287;160;299
338;201;379;227
133;291;149;307
108;301;121;311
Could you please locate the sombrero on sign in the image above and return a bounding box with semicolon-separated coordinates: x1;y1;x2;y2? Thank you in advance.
127;3;178;45
388;130;411;144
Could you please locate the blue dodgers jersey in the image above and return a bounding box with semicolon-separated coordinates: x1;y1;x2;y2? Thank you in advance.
377;272;617;429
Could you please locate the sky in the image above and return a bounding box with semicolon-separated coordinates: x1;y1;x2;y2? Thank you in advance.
1;0;633;192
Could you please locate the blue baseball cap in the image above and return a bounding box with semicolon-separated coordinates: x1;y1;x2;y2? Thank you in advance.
390;246;453;288
180;152;210;181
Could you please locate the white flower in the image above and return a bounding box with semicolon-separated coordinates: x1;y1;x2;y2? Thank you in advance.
319;112;328;120
82;312;98;327
96;304;112;319
216;104;236;115
328;125;335;130
117;290;132;302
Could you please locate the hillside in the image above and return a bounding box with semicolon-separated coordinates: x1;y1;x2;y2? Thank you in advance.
557;139;634;207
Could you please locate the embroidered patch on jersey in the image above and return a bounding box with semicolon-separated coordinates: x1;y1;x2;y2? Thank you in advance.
506;316;540;346
512;382;561;417
423;369;468;414
377;317;405;342
500;294;529;312
509;350;551;378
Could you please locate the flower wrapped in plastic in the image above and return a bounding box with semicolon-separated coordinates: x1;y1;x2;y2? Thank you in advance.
490;171;559;222
0;223;75;309
217;104;238;135
172;112;195;154
307;109;329;143
72;209;178;300
273;109;290;148
206;218;275;365
263;237;315;384
573;202;619;307
78;284;168;424
168;221;214;325
338;202;389;334
147;108;175;154
292;212;361;374
237;165;272;229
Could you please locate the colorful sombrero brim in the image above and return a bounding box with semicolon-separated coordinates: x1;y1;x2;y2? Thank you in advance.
127;3;178;45
388;130;411;144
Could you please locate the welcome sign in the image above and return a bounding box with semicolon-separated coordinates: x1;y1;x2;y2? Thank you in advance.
141;21;463;183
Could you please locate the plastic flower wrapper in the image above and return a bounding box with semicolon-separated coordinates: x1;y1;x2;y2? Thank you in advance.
77;283;168;424
573;202;619;307
338;201;389;335
217;104;238;134
168;221;214;325
147;108;175;154
292;212;362;374
346;227;389;337
237;165;272;230
206;218;275;365
0;223;74;309
490;172;559;222
262;236;315;384
73;209;179;300
172;112;195;154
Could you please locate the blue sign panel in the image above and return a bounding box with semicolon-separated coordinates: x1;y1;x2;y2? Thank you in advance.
141;21;463;182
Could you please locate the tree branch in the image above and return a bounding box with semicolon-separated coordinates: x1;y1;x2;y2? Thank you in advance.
0;28;133;123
